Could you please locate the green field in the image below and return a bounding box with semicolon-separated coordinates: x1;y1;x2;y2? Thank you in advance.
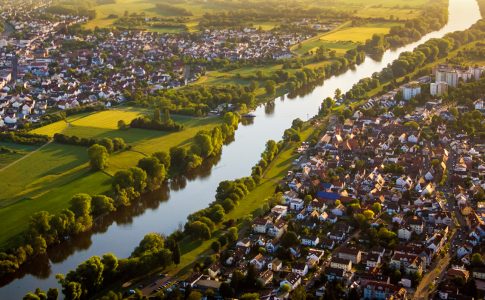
83;0;430;31
315;0;430;20
322;25;393;43
293;21;399;56
0;108;221;248
0;143;39;169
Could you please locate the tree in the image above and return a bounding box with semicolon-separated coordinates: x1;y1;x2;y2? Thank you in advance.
153;108;161;123
291;286;307;300
152;151;170;170
281;231;299;248
195;133;214;158
88;144;109;170
63;281;82;300
227;227;238;243
187;291;202;300
170;147;187;172
471;253;484;266
91;195;115;217
117;120;128;130
265;80;276;95
137;157;166;188
172;242;181;265
291;118;304;130
23;293;41;300
101;253;118;280
99;138;114;153
334;88;342;100
129;167;148;193
211;241;221;253
47;288;59;300
187;221;211;240
132;233;164;257
241;293;260;300
219;282;234;298
66;256;105;295
280;284;291;293
363;209;375;220
70;193;92;218
371;202;382;214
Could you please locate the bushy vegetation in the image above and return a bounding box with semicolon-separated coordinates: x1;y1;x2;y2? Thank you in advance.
362;1;448;55
347;19;485;99
0;132;50;145
54;134;127;152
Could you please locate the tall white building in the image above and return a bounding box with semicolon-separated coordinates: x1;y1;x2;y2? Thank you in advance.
430;81;448;96
402;82;421;101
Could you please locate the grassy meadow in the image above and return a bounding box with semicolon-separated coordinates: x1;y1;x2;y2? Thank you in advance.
0;107;221;248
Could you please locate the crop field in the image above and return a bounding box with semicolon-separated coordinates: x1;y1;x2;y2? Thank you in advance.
322;26;393;43
0;108;222;247
293;21;399;56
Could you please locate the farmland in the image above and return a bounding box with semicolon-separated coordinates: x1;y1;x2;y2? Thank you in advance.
0;107;222;248
292;21;400;56
82;0;430;31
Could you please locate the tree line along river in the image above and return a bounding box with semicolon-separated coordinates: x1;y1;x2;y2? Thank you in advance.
0;0;481;298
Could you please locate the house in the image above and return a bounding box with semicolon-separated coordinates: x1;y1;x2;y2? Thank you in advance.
207;263;221;279
280;273;301;291
289;198;304;210
330;257;352;271
253;217;271;234
390;253;424;275
267;220;287;238
292;262;309;276
250;253;266;270
447;267;470;282
331;204;346;216
268;258;282;272
337;247;362;264
398;227;413;241
307;249;325;267
301;235;320;247
271;205;288;217
363;281;405;300
324;267;346;282
236;238;252;255
473;267;485;280
408;216;425;234
321;238;336;250
366;253;382;268
257;269;274;287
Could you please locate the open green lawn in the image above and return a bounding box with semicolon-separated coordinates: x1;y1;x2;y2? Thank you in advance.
0;108;222;248
0;143;39;169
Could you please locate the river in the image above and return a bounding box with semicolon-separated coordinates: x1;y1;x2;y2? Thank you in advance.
0;0;481;298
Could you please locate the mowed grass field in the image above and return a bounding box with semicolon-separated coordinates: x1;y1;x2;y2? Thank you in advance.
0;108;222;248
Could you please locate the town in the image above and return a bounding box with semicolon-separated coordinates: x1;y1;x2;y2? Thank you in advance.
0;0;484;299
161;66;485;300
0;3;315;130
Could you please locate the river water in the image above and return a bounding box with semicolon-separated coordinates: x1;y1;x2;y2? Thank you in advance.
0;0;481;298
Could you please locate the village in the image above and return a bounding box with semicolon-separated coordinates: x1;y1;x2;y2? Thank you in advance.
0;3;315;130
165;66;485;300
